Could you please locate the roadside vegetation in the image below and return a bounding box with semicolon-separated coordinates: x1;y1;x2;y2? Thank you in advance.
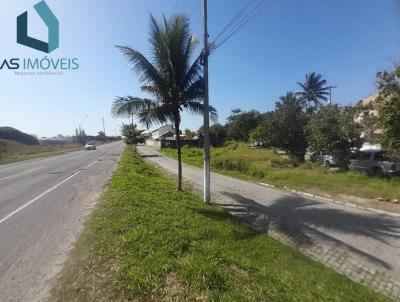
161;143;400;201
50;147;389;302
111;14;216;191
0;139;80;165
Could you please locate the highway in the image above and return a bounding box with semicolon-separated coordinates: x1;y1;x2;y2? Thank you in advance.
0;141;123;302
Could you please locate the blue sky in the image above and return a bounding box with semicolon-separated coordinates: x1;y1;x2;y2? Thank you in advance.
0;0;399;137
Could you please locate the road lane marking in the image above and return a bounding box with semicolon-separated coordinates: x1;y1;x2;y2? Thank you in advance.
0;160;98;225
0;167;43;183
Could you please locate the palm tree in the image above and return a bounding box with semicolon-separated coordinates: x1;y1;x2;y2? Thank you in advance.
112;14;216;191
296;72;329;111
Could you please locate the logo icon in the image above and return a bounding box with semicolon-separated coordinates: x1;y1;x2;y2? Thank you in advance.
17;1;59;54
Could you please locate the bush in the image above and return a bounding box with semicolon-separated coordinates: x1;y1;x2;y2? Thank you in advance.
212;158;249;173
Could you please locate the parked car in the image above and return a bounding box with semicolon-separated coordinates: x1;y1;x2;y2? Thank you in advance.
349;150;400;177
84;142;96;151
310;152;337;167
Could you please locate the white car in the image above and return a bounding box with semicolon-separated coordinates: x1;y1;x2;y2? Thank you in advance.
84;142;96;151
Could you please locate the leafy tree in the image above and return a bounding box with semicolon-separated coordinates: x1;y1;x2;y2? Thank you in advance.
184;129;196;139
249;126;267;146
111;15;216;190
226;109;262;142
121;123;144;145
376;66;400;153
74;127;87;145
354;99;380;144
296;72;329;111
98;131;106;137
198;123;227;147
307;105;362;170
264;92;308;161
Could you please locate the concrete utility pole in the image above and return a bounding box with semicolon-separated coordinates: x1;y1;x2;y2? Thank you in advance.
327;86;337;105
102;117;106;135
203;0;211;204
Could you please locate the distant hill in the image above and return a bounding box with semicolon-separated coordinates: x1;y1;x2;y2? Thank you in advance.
0;127;39;145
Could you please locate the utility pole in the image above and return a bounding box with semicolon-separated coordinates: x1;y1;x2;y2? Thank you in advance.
102;117;106;135
327;86;337;105
203;0;211;204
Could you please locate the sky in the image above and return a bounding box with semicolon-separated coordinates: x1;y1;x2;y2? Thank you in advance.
0;0;399;138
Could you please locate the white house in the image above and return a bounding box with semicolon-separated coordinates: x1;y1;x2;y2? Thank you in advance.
145;125;175;148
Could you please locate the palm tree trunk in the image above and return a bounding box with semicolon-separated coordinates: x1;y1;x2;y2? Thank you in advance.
174;117;183;191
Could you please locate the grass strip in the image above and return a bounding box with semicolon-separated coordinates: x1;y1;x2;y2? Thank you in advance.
161;144;400;201
50;146;390;301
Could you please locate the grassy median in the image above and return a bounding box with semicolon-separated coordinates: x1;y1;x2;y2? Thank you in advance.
161;143;400;201
50;147;389;301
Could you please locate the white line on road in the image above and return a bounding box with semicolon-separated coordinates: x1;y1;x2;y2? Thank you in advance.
0;160;98;225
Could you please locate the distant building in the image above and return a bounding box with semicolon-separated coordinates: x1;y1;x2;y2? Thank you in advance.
145;124;201;149
145;125;175;148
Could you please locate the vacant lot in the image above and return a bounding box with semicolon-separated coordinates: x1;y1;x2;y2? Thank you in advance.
0;139;80;164
161;142;400;201
50;147;389;301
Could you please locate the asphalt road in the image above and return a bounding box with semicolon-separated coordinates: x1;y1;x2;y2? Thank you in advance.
137;145;400;296
0;141;123;302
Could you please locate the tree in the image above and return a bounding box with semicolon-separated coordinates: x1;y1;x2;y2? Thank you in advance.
249;126;267;146
354;99;380;144
226;109;262;142
74;127;87;145
264;92;308;161
98;131;106;137
376;66;400;153
296;72;329;111
307;105;362;170
121;123;144;145
198;123;227;147
111;15;216;191
184;129;196;139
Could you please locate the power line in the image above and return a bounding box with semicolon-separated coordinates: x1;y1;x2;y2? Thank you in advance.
213;0;270;50
211;0;272;52
213;0;254;43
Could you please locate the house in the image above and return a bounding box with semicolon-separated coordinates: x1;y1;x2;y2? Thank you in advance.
145;124;202;149
145;125;175;148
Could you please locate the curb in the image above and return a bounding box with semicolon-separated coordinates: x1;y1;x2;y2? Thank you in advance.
258;182;400;218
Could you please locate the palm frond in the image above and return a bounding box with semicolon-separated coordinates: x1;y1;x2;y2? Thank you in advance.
112;96;157;118
181;77;204;102
116;45;168;92
184;101;218;122
138;104;176;128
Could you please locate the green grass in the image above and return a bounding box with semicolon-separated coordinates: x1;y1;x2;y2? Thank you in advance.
0;139;80;164
50;147;390;301
161;142;400;201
